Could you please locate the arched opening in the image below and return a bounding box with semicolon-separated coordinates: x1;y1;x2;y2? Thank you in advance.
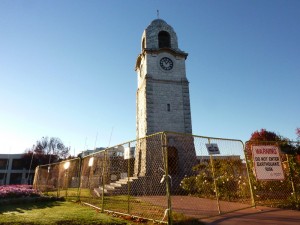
158;31;171;48
167;146;179;175
137;150;142;176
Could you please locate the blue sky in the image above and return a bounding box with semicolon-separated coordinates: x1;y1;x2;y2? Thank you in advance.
0;0;299;155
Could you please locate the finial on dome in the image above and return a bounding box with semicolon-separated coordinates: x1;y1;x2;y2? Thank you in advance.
157;10;159;19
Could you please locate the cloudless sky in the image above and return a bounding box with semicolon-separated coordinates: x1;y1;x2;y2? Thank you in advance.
0;0;299;155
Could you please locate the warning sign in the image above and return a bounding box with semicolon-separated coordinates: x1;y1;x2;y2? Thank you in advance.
252;145;284;180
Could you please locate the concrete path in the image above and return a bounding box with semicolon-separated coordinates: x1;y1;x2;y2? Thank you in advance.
139;196;300;225
202;206;300;225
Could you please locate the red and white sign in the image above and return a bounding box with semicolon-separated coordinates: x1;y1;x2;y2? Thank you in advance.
252;145;284;180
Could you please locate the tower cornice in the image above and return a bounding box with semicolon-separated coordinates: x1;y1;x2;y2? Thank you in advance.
144;48;188;58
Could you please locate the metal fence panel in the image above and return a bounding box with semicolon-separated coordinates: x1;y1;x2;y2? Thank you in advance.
33;133;300;224
79;133;168;222
170;132;251;218
33;158;81;199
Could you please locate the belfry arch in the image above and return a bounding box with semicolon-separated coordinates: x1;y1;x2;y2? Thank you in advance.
158;31;171;48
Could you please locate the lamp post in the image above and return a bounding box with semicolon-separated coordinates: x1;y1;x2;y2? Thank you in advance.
64;161;70;198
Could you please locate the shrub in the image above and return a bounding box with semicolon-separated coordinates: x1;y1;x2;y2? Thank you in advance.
180;159;250;201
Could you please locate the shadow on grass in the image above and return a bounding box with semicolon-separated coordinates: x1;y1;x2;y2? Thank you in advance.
0;200;64;214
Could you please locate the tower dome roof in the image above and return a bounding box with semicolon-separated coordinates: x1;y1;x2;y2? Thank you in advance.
149;19;168;26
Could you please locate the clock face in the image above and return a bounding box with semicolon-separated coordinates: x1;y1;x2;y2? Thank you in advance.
160;57;173;71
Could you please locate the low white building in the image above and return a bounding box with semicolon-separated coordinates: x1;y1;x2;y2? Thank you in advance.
0;154;34;185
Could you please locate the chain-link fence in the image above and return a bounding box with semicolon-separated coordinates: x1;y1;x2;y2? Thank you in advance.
34;133;169;223
33;132;300;224
33;157;81;199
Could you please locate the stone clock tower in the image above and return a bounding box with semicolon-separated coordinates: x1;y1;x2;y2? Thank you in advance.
135;19;192;139
134;19;196;180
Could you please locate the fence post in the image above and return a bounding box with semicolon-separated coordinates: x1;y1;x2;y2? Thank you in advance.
208;138;221;214
33;166;40;191
77;157;83;202
57;164;61;197
45;165;50;195
127;142;131;214
163;132;173;225
88;162;92;202
243;141;256;208
101;150;107;213
65;168;69;198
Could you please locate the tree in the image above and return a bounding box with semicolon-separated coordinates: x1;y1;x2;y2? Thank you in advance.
22;149;51;171
22;137;70;169
247;128;296;154
296;128;300;140
33;137;70;160
249;128;282;142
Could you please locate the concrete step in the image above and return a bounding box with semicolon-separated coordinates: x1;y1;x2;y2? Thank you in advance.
104;185;116;190
110;177;138;185
94;176;139;196
109;182;122;187
93;188;108;197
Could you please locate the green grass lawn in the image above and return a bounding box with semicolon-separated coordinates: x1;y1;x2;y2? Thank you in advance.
0;199;205;225
0;201;130;225
38;190;205;225
45;189;167;221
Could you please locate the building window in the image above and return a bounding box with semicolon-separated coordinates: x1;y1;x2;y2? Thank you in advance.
167;104;171;112
12;159;24;170
0;159;8;170
158;31;171;48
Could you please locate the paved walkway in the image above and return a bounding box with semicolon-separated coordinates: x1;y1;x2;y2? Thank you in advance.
202;206;300;225
139;196;300;225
